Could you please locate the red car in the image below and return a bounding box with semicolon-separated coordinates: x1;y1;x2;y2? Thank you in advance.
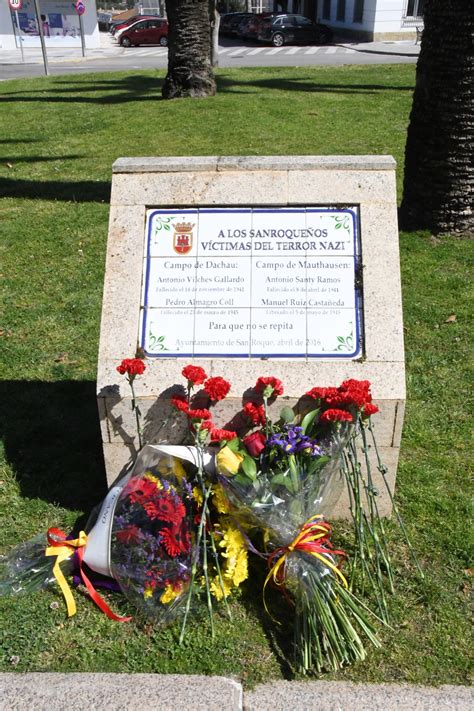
119;18;169;47
110;15;159;36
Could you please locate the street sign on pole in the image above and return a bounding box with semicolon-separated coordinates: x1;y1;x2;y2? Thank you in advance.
73;1;86;57
8;0;23;10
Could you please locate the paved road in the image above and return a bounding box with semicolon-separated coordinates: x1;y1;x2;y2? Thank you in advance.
0;36;419;80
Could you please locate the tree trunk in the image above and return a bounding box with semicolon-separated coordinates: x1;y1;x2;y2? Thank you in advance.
400;0;473;235
210;5;220;68
163;0;216;99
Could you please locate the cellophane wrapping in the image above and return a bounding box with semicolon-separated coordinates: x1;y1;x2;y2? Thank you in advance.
0;533;60;596
217;422;377;672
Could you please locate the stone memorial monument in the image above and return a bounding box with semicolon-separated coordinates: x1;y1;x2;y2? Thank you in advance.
97;156;405;517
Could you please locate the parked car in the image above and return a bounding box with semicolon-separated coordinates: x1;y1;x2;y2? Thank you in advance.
118;18;169;47
258;14;333;47
110;14;160;36
97;12;113;32
236;13;272;41
219;12;253;37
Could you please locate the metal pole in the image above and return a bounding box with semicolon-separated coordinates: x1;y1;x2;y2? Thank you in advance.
14;11;25;63
79;12;86;57
32;0;49;75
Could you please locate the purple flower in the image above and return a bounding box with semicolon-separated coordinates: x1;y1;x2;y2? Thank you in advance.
267;425;323;458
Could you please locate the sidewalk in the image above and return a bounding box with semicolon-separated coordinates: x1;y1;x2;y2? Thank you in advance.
0;32;420;65
0;674;471;710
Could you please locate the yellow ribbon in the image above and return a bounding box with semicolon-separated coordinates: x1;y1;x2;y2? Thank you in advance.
264;515;348;618
45;530;88;617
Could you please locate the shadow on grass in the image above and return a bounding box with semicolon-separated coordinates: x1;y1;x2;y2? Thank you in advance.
0;380;108;511
0;138;41;144
217;75;414;95
0;155;83;164
0;74;165;104
0;177;110;202
0;72;414;105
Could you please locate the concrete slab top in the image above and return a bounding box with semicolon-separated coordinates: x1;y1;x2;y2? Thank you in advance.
112;155;397;174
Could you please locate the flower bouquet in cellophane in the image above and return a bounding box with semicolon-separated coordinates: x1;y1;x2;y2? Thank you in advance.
0;441;246;628
0;360;250;635
215;376;382;673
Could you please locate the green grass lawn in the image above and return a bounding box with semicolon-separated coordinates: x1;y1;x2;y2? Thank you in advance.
0;65;472;686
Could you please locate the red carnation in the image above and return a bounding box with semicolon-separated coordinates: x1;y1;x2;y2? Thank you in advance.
255;376;284;398
338;379;372;409
320;408;353;423
171;395;189;413
187;408;212;420
243;431;266;457
200;419;214;431
117;358;146;377
210;427;237;442
243;402;266;426
362;402;379;419
204;376;231;401
182;364;207;386
305;386;329;400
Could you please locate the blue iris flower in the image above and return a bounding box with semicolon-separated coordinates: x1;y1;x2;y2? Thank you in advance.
267;425;323;458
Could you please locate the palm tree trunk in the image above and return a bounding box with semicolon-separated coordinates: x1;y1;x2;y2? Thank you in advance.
400;0;473;235
163;0;216;99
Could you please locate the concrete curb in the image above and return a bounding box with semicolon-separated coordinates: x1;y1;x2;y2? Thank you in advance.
338;43;419;57
245;681;473;710
1;674;472;711
0;673;243;710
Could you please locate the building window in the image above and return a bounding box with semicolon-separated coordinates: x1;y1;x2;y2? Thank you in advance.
353;0;364;23
405;0;424;18
336;0;345;21
322;0;331;20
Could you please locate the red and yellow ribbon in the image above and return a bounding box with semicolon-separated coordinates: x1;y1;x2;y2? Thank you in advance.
45;528;131;622
264;515;347;617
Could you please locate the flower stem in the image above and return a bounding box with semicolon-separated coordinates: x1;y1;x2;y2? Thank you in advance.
129;377;143;451
179;477;212;645
367;418;425;579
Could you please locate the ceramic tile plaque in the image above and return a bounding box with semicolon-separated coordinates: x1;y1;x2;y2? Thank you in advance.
140;207;363;359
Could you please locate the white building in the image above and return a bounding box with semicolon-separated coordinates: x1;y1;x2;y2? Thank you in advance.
0;0;100;50
315;0;424;40
264;0;424;40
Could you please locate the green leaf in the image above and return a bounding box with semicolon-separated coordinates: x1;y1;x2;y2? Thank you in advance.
233;472;252;486
307;455;331;477
270;471;296;493
335;222;341;229
337;336;345;343
226;437;241;453
301;407;320;435
164;225;170;231
280;406;295;423
241;455;257;481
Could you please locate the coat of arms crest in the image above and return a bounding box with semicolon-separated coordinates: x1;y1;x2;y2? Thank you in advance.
173;222;194;255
